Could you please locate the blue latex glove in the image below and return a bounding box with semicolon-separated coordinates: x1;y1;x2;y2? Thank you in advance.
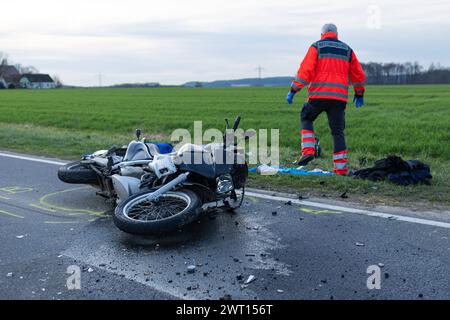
286;91;296;104
353;95;364;108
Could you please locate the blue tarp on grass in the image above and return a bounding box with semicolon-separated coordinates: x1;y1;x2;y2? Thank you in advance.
249;166;334;176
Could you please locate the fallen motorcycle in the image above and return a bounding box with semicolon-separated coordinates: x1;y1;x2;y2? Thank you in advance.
57;129;173;201
112;116;249;234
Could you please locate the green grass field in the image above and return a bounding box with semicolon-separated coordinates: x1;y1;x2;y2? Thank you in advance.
0;85;449;206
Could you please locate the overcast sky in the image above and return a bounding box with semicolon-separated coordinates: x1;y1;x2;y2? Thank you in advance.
1;0;449;86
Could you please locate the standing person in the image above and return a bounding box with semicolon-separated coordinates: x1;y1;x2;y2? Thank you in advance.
286;23;366;175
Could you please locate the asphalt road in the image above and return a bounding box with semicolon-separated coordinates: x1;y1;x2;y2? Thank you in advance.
0;151;449;300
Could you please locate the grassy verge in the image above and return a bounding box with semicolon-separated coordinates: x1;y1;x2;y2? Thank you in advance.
0;86;449;208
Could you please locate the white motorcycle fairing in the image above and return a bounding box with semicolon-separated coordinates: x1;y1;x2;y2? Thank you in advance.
111;175;141;204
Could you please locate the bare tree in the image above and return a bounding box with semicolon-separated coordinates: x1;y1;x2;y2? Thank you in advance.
53;75;63;88
361;61;450;85
0;52;8;66
16;64;39;74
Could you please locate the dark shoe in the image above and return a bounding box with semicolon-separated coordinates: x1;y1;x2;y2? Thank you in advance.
296;154;314;166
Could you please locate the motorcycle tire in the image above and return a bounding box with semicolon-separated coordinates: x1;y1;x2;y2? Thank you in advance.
57;161;99;184
113;188;202;235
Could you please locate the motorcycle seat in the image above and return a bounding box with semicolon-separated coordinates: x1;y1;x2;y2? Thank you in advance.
146;143;161;157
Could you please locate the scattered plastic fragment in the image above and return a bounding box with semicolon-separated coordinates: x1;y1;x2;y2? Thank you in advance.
245;275;256;284
187;265;196;273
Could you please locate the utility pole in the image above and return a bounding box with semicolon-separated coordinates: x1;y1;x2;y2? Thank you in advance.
255;65;264;79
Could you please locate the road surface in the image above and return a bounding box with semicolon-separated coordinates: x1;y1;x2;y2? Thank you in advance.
0;151;449;300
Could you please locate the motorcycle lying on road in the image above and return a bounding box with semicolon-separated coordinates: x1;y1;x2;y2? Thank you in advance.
57;129;173;201
57;116;249;234
112;116;249;234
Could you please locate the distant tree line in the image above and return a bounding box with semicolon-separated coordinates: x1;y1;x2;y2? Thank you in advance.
361;62;450;85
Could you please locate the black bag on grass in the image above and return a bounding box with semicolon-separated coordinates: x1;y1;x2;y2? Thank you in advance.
353;155;432;186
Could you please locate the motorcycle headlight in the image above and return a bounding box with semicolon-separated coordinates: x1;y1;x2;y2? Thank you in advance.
216;174;234;194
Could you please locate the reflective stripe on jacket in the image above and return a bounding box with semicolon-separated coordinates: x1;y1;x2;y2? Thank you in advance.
290;32;366;102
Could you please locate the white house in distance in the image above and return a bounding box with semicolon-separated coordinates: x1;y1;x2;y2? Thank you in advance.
20;74;56;89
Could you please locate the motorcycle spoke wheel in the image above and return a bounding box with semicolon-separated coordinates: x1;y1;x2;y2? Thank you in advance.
123;193;191;222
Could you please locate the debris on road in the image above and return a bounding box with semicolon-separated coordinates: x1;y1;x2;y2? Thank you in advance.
187;265;196;274
87;268;94;273
236;274;243;281
355;242;365;247
16;235;26;239
277;289;284;293
6;272;13;277
244;275;256;284
272;211;277;216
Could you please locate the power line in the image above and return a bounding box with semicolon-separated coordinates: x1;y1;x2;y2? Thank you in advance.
255;65;265;79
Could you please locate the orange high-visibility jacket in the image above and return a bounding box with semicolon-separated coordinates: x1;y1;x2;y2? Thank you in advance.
290;32;366;102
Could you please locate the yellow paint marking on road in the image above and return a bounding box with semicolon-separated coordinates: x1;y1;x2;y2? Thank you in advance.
0;186;33;194
44;220;80;224
29;203;57;212
246;196;259;203
39;187;106;217
300;208;342;215
0;209;25;219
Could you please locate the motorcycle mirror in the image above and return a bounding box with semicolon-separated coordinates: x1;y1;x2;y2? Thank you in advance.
135;128;142;140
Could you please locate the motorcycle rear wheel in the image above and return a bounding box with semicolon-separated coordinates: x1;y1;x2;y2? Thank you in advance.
57;161;98;184
113;188;202;235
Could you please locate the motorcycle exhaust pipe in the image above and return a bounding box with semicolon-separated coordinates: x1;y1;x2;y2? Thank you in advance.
145;172;190;201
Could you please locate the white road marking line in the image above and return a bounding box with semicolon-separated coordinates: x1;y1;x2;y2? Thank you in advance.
1;152;449;230
0;152;67;166
245;191;450;229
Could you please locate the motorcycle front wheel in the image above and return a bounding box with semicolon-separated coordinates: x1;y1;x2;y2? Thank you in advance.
113;188;202;235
